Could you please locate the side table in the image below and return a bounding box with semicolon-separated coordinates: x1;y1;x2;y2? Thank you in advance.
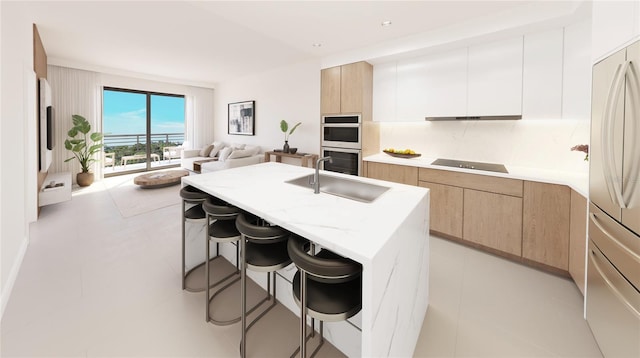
193;158;218;173
264;151;319;168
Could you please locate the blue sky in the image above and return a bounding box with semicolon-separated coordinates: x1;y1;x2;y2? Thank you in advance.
103;90;185;135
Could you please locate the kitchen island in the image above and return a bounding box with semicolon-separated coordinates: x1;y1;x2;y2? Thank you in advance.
183;162;430;357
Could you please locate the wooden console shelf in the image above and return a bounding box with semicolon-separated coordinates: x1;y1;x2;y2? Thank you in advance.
264;151;319;168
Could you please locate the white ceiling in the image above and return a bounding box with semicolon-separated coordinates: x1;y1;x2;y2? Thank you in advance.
15;1;579;88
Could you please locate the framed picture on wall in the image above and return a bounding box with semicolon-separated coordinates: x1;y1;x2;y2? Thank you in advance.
228;100;255;136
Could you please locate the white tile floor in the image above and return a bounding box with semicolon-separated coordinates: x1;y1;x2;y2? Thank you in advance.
1;173;602;357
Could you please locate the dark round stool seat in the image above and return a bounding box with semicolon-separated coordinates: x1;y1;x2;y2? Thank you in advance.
287;234;363;357
292;269;361;320
236;212;292;357
245;240;291;271
180;185;209;201
201;196;242;325
181;185;211;292
208;219;241;242
185;205;206;220
203;197;239;217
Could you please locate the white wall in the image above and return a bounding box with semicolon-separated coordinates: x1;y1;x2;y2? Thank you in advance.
1;2;34;317
213;59;321;159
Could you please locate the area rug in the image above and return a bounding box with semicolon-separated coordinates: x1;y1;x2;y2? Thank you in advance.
105;173;182;218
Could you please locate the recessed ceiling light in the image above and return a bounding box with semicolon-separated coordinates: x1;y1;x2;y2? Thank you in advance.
381;20;392;27
312;43;322;47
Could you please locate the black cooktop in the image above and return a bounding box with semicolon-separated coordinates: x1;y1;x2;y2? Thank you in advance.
431;158;509;174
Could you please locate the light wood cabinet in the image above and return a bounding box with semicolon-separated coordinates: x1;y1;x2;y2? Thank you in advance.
569;189;587;295
522;182;571;270
418;168;523;197
366;160;582;277
366;162;418;186
321;62;372;116
320;66;341;114
463;189;523;256
418;181;463;238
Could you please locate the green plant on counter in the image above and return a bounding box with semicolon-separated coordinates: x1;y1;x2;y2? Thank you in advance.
280;120;302;141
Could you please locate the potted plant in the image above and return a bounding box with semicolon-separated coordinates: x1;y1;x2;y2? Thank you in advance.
280;120;301;153
64;114;103;187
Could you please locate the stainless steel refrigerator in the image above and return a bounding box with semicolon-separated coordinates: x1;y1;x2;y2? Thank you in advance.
587;39;640;358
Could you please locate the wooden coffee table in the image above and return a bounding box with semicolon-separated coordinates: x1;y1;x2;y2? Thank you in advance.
133;169;189;188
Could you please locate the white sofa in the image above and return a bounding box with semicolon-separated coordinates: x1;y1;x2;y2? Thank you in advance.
181;142;263;173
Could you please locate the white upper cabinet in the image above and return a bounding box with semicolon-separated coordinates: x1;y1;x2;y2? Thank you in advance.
396;57;429;121
522;28;563;119
591;0;640;63
372;21;592;122
396;48;468;121
467;36;524;117
421;48;468;119
562;18;592;120
372;62;397;122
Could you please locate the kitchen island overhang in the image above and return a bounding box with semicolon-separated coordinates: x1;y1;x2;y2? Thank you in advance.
183;162;430;357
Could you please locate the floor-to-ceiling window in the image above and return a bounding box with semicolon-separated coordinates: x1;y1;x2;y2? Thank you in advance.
103;87;185;176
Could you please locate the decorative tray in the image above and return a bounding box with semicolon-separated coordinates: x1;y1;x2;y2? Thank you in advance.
383;150;421;159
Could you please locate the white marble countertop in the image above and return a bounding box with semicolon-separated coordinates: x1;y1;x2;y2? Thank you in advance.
182;162;429;264
364;153;589;197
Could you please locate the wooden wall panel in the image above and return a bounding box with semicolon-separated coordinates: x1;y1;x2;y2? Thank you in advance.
33;24;48;211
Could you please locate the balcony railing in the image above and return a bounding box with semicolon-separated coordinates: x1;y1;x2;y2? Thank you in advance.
103;133;184;148
103;132;184;164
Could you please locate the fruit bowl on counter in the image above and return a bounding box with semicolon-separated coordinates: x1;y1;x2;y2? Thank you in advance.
383;148;421;159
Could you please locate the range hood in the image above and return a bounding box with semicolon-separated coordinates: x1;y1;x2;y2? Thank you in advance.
425;115;522;121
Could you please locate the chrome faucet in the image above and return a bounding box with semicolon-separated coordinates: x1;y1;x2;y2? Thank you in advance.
311;156;332;194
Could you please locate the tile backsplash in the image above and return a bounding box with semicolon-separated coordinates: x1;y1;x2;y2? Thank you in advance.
379;119;590;173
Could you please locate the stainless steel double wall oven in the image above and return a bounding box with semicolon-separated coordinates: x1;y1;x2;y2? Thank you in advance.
321;114;362;176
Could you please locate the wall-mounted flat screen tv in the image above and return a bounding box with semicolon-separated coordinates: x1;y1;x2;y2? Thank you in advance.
39;78;53;172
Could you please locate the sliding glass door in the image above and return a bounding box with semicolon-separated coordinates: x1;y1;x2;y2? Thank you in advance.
103;88;185;176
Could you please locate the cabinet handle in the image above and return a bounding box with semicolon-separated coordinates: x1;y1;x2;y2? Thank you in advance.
622;60;640;208
602;61;628;209
589;212;640;262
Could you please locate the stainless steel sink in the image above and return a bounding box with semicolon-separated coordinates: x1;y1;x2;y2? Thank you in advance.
285;174;390;203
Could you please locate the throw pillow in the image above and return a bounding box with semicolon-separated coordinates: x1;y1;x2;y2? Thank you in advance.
227;148;254;159
230;143;246;150
218;147;233;162
244;145;260;156
209;144;226;158
199;145;214;157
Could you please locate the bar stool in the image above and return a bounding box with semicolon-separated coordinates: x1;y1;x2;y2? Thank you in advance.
236;212;292;358
287;234;362;358
180;185;209;291
203;197;242;325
